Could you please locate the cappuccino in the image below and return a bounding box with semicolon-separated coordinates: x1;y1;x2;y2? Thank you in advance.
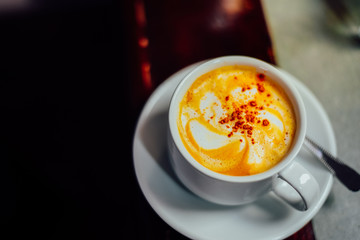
177;65;296;176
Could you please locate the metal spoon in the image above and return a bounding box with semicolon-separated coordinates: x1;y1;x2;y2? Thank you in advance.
322;0;360;42
303;136;360;191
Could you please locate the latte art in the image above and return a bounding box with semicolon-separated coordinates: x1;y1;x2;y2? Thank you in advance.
177;66;296;176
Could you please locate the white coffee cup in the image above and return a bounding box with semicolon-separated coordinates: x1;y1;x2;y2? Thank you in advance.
168;56;319;211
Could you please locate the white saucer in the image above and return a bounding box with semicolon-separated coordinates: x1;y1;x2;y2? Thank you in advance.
133;62;337;240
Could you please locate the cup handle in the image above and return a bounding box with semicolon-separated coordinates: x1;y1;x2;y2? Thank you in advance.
272;162;320;211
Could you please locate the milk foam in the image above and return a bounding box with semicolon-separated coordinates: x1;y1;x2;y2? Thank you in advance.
178;66;296;176
200;92;227;125
189;120;233;150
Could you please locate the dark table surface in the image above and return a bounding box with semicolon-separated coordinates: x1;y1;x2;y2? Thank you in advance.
1;1;314;239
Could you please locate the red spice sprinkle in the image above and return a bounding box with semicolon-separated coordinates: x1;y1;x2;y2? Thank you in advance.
262;119;270;126
225;96;229;101
257;73;265;81
227;132;233;138
219;118;229;124
249;101;257;107
257;83;265;92
231;111;240;120
242;124;251;130
245;115;255;123
236;121;245;127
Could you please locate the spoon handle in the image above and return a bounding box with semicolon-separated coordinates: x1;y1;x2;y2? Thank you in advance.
303;137;360;192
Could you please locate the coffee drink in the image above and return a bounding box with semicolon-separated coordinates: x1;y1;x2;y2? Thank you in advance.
177;65;296;176
169;57;314;209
